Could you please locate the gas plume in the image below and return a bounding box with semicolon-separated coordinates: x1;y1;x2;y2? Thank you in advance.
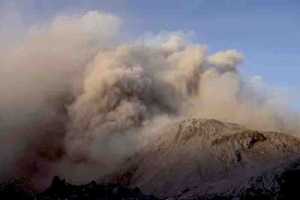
0;10;299;188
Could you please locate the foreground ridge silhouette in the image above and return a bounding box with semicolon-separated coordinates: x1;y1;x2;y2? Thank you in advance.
1;163;300;200
0;176;160;200
2;119;300;200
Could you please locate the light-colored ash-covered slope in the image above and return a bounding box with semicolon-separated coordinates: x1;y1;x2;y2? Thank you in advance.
109;118;300;199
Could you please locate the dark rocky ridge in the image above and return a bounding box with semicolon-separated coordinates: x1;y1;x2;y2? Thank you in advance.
0;176;160;200
1;118;300;200
2;161;300;200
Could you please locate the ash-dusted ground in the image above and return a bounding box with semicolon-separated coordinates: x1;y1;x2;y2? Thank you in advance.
1;118;300;200
107;118;300;199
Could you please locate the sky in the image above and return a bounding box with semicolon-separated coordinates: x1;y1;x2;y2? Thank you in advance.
1;0;300;108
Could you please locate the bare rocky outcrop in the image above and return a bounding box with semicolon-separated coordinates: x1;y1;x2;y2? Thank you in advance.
0;176;160;200
110;119;300;199
1;118;300;200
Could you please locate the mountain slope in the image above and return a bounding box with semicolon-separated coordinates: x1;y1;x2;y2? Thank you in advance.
110;119;300;198
1;118;300;199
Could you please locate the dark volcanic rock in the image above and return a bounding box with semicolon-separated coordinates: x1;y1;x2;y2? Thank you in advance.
0;176;160;200
2;166;300;200
202;157;300;200
1;119;300;200
0;178;34;200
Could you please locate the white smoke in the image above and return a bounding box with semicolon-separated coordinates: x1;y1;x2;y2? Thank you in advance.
0;10;299;187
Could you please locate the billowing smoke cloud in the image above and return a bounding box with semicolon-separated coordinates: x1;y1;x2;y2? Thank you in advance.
0;10;299;189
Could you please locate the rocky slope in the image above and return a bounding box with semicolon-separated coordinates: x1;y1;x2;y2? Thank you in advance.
2;163;300;200
109;118;300;199
1;118;300;200
0;176;160;200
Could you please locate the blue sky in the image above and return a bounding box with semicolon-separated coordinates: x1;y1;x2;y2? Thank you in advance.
1;0;300;107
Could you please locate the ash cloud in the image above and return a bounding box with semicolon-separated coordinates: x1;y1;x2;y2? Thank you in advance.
0;10;299;188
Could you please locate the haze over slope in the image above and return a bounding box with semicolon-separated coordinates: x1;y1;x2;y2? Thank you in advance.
111;118;300;198
0;10;299;189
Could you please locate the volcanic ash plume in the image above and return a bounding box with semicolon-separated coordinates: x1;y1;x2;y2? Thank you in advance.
0;10;299;187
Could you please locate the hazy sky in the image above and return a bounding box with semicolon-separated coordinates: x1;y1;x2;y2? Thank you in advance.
1;0;300;107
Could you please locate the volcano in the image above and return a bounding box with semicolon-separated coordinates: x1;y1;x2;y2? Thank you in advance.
2;118;300;199
107;118;300;199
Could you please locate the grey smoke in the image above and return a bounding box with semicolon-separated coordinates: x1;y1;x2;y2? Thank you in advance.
0;10;299;188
